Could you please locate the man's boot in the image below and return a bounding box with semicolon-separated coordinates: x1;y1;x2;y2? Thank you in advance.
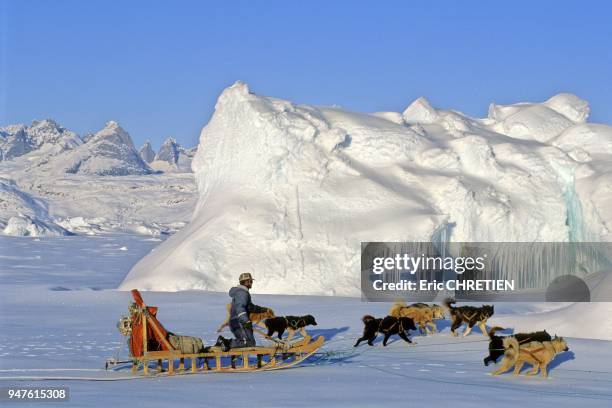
215;335;231;352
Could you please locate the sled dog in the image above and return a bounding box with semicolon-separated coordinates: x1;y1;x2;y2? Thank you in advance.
217;303;275;333
389;301;444;334
263;315;317;340
491;336;569;378
354;315;417;347
411;302;446;319
444;298;494;337
484;326;552;366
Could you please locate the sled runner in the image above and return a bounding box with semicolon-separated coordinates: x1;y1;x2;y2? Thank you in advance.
112;289;324;375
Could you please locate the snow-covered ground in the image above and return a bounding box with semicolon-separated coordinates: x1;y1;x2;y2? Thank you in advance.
2;235;612;407
0;172;196;236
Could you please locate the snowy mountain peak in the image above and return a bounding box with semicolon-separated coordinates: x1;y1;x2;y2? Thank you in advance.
154;138;179;163
91;121;134;147
149;137;196;173
30;118;61;129
161;137;178;147
28;119;81;147
139;140;155;163
0;119;81;160
35;121;152;176
402;96;439;124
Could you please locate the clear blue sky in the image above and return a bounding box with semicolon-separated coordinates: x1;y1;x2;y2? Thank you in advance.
1;0;611;149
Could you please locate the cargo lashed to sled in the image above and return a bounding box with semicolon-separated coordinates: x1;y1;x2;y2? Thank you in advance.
119;290;324;375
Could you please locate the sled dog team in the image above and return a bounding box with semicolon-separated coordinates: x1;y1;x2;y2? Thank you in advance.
353;298;569;379
216;288;569;379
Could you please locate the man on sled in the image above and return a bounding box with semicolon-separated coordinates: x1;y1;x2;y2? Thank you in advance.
215;273;268;351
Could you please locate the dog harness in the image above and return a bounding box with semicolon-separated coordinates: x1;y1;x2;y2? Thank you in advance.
380;318;407;333
460;311;479;321
519;346;546;364
284;317;307;329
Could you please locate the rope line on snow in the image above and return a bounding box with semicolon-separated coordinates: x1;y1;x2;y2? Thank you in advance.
0;368;106;372
0;375;151;382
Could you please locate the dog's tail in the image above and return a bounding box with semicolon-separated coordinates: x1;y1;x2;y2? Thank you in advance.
216;303;233;332
488;326;505;338
362;315;376;324
443;298;456;311
502;336;520;366
388;301;406;317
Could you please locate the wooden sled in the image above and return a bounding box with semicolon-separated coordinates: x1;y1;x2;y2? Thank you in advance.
119;289;324;376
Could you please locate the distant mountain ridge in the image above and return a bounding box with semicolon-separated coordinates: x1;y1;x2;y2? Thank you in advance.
0;119;198;236
141;137;196;173
0;119;81;160
0;119;197;175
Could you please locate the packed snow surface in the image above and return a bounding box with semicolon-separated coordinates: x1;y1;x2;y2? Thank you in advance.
123;82;612;294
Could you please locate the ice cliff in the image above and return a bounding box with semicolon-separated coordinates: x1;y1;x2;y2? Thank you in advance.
121;82;612;294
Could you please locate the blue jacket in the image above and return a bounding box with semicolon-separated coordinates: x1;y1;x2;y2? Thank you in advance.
229;285;265;324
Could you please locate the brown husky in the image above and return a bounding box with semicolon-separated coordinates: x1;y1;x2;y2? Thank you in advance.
412;303;446;320
216;303;275;332
492;336;569;378
389;302;444;334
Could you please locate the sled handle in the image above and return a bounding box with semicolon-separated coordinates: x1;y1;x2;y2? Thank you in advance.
131;289;145;307
130;289;176;352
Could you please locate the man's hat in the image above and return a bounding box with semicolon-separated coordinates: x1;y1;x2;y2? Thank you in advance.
239;272;254;282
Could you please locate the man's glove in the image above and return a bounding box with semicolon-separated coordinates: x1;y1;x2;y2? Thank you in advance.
243;321;253;331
